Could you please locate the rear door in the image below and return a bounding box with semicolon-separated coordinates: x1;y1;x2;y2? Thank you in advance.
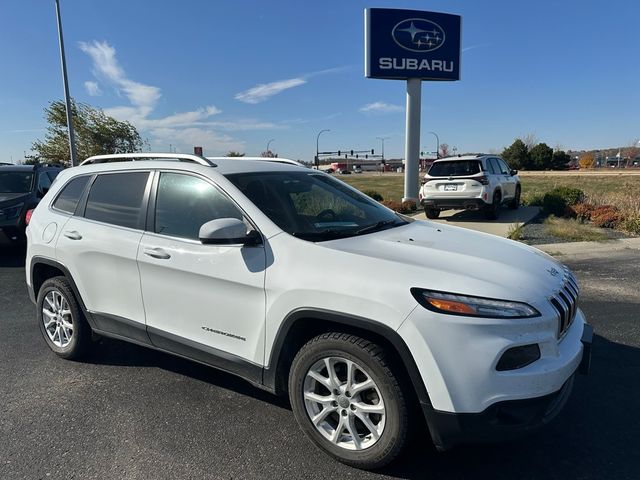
55;170;151;341
137;171;267;367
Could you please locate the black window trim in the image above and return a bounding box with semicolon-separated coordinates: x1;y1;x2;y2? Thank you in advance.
75;169;153;231
147;169;263;243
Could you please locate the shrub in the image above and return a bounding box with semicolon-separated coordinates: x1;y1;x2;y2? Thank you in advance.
568;203;596;222
381;199;416;214
621;216;640;235
590;205;623;228
401;200;417;212
542;192;566;216
549;186;584;205
363;190;384;201
525;193;545;206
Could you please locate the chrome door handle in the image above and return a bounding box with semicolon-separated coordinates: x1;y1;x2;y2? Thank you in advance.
63;230;82;240
143;247;171;260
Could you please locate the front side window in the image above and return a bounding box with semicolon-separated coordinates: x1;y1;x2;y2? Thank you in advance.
497;159;510;175
84;172;149;229
0;172;33;193
428;161;481;177
37;171;52;194
487;158;500;175
154;172;243;240
226;171;407;241
52;176;91;214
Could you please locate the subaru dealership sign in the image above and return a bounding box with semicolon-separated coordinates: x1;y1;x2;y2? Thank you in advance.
365;8;461;80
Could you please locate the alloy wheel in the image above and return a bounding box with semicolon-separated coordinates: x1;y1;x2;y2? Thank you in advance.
42;290;73;348
303;356;386;450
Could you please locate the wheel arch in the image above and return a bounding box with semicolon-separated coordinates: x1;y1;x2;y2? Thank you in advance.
264;308;432;411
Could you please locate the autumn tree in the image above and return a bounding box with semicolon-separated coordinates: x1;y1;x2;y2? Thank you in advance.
579;153;595;169
30;100;143;165
439;143;450;157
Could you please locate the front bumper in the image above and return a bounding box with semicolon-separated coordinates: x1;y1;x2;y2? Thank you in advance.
423;322;593;450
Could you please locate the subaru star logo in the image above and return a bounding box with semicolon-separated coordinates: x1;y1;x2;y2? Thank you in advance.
392;18;446;53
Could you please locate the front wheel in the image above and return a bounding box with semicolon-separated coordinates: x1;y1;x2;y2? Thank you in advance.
289;333;409;470
508;186;521;210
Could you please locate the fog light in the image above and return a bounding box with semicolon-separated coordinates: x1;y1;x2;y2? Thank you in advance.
496;344;540;371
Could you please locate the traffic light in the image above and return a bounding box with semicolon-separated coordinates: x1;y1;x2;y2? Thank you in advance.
356;154;359;159
371;149;374;155
350;150;354;156
365;154;368;159
337;150;341;156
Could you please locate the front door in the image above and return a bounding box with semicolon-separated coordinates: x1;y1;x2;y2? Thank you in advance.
137;171;267;367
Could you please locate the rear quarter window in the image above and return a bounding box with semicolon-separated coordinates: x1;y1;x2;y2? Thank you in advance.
428;161;481;177
52;176;91;214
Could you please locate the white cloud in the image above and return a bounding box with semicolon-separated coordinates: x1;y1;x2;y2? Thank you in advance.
359;102;404;114
84;81;101;96
235;78;307;104
234;65;354;104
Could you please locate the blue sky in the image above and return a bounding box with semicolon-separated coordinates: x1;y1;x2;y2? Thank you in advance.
1;0;638;162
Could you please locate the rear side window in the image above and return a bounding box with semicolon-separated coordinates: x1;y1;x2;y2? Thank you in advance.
428;161;481;177
37;171;52;193
52;176;91;214
154;172;243;240
487;158;500;174
84;172;149;229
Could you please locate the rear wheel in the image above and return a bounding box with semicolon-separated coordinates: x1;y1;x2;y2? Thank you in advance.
485;191;501;220
424;207;440;219
289;333;409;470
508;186;521;210
37;277;91;359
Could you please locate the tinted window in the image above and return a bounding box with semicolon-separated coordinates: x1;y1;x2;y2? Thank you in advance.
497;159;510;175
487;158;500;174
37;171;52;193
0;172;33;193
52;176;90;213
47;170;61;182
428;160;481;177
155;173;243;240
85;172;149;229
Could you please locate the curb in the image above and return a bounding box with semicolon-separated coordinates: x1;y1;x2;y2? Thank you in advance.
533;237;640;257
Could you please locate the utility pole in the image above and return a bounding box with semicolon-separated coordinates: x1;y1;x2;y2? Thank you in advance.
54;0;78;167
376;136;389;160
267;139;275;156
427;131;439;158
316;129;330;168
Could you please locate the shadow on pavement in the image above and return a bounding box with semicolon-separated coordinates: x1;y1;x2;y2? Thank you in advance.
438;206;540;225
380;332;640;479
0;238;25;268
83;336;291;410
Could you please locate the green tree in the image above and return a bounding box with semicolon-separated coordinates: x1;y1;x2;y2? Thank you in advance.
529;142;554;170
226;151;245;157
550;150;571;170
30;100;144;165
501;139;529;170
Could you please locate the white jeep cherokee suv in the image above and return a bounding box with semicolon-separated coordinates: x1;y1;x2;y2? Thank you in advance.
419;155;521;220
26;153;591;469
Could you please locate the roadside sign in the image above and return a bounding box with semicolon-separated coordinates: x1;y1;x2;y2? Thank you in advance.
365;8;461;81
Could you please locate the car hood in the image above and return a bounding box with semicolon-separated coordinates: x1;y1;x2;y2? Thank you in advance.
321;220;566;304
0;192;31;206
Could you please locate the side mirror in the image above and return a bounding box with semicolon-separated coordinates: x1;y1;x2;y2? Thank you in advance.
510;169;518;176
199;218;261;246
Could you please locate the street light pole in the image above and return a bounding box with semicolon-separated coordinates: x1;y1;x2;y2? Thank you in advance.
266;139;275;156
376;136;389;160
316;129;330;168
54;0;78;167
427;131;439;159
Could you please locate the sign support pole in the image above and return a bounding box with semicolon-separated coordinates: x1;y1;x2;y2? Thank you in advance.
403;78;422;202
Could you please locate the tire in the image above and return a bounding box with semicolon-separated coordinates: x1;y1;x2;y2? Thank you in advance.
484;191;501;220
508;186;521;210
37;276;91;360
424;207;440;219
289;333;409;470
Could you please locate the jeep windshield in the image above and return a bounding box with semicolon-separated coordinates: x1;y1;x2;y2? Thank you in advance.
428;160;481;177
0;171;33;193
226;171;409;241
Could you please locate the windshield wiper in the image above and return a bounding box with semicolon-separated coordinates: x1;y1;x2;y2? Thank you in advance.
354;219;404;236
292;229;357;241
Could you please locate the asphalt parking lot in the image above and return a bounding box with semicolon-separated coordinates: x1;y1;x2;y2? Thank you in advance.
1;241;639;480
